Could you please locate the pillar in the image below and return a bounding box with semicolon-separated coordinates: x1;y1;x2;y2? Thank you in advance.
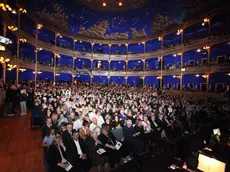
2;63;6;84
3;23;7;37
72;57;76;84
16;66;19;85
207;47;211;91
159;37;164;89
180;53;183;90
90;75;93;85
107;76;110;86
91;42;94;69
53;34;57;84
34;23;38;86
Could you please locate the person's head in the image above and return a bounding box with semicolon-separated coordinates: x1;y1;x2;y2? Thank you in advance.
135;120;142;127
92;117;97;124
83;120;90;128
114;122;122;129
46;118;52;125
72;130;79;141
49;128;55;136
126;119;133;127
66;123;73;132
101;126;110;136
52;134;63;146
144;116;148;122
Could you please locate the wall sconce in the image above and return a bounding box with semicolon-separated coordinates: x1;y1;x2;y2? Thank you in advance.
196;74;200;77
177;29;183;35
8;25;18;31
177;52;182;56
141;41;145;44
0;57;10;63
203;46;210;50
7;64;17;70
202;75;208;78
37;24;43;29
157;76;162;79
0;3;13;12
173;54;177;57
0;45;6;51
19;8;27;13
55;73;60;76
33;71;42;74
19;38;27;43
19;68;26;72
181;68;186;72
55;53;60;58
204;18;210;23
158;37;163;41
56;33;62;38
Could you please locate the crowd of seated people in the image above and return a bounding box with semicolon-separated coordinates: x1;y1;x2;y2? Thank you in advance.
31;82;225;172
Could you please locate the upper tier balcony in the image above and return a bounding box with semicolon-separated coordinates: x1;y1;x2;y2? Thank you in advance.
9;58;230;77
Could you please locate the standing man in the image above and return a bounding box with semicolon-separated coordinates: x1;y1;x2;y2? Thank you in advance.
20;85;28;115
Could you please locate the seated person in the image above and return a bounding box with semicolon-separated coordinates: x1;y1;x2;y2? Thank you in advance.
42;128;56;147
99;126;123;167
67;130;92;172
123;119;144;155
47;134;75;172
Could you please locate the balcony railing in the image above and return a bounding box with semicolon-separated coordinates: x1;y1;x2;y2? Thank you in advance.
8;58;230;77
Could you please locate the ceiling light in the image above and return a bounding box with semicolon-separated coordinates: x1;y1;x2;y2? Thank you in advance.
119;2;123;6
103;2;106;7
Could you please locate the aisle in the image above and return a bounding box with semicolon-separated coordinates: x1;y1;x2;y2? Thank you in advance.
0;111;45;172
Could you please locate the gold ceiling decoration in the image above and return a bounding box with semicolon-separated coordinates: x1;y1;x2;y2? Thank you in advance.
76;0;150;12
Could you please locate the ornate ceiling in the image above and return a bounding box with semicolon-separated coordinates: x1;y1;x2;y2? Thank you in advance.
15;0;221;40
76;0;150;12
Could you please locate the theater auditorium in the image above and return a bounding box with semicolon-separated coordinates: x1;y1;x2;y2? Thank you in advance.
0;0;230;171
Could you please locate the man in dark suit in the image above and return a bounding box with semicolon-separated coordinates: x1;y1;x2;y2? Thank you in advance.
67;130;92;172
62;123;74;147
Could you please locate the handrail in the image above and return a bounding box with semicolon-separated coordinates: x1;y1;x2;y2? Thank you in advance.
8;57;230;77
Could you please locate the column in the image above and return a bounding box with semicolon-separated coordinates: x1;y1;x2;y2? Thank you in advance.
2;63;6;84
3;23;7;37
125;44;128;86
179;53;183;90
125;76;128;86
34;23;38;86
90;75;93;85
16;66;19;85
207;46;211;91
108;44;111;75
91;42;94;69
72;56;76;84
159;36;164;89
107;76;110;86
53;34;57;84
2;24;7;83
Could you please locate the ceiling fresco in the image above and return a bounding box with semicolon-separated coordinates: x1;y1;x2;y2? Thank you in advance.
11;0;226;40
28;0;186;40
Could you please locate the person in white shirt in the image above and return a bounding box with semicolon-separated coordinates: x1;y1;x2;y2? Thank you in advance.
89;117;101;135
73;115;83;131
96;111;105;127
88;108;96;121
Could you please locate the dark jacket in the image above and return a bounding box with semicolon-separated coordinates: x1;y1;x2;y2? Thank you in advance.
66;138;89;166
47;144;67;172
